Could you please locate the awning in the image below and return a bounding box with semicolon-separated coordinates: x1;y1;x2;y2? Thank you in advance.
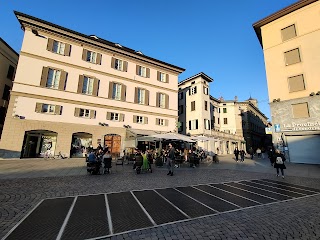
126;129;161;138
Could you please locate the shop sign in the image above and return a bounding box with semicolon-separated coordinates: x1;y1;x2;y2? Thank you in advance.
265;127;273;134
283;121;320;131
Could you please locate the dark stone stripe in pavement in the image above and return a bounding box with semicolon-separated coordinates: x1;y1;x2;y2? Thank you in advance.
107;192;153;233
227;182;292;201
198;184;260;207
156;188;215;218
176;186;238;212
61;195;109;240
133;190;187;225
261;179;320;193
240;181;303;198
6;197;74;240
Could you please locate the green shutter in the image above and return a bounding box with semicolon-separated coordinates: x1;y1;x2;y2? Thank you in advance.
77;75;84;93
74;108;80;117
123;61;128;72
64;44;71;56
54;105;62;115
145;89;149;105
82;49;87;61
93;79;99;96
59;71;67;90
111;57;115;68
108;82;114;99
146;68;150;78
96;53;102;65
40;67;49;87
35;103;43;113
46;38;54;51
106;112;111;120
121;84;126;101
134;87;138;103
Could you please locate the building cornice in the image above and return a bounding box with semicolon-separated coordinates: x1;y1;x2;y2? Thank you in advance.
14;11;185;74
252;0;319;47
0;37;19;56
178;72;213;86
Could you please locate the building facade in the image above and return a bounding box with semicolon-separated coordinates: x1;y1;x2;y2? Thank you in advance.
253;0;320;164
0;38;19;138
0;11;184;158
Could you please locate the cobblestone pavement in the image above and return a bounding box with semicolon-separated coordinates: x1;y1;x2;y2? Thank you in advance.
0;155;319;239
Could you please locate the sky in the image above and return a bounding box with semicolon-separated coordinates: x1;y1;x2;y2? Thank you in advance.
0;0;299;120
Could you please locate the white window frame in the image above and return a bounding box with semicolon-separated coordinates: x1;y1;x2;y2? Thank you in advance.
204;87;208;95
111;113;119;121
137;89;145;104
79;109;90;118
138;66;147;77
112;83;122;100
86;51;97;63
159;119;165;126
137;116;144;124
82;76;94;95
190;86;197;95
115;59;123;71
53;41;65;55
159;72;166;82
190;120;197;130
159;93;166;108
47;69;61;89
42;104;55;114
204;119;210;130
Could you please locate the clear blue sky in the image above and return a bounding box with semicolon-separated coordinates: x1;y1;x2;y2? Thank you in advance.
1;0;298;120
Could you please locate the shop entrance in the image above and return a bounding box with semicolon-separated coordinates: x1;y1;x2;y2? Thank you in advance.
104;134;121;157
70;132;92;158
21;130;57;158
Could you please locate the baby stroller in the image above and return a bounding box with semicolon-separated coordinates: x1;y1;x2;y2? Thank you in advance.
135;154;152;174
87;161;102;175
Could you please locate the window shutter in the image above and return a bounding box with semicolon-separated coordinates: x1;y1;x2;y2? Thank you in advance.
284;48;300;66
93;79;99;96
64;44;71;56
156;92;160;107
106;112;111;120
165;94;169;109
145;90;149;105
74;108;80;117
166;74;169;83
288;75;305;92
90;110;96;119
134;87;138;103
155;118;159;125
82;49;87;61
196;119;198;129
133;115;137;123
46;38;54;51
165;119;169;126
108;82;114;99
189;121;191;130
35;103;43;113
194;86;197;94
96;53;102;65
292;103;309;118
123;61;128;72
111;57;116;68
146;68;150;78
77;75;84;93
59;71;67;90
55;105;62;115
121;84;126;101
40;67;49;87
144;117;148;124
281;25;296;42
136;65;139;75
204;119;206;129
157;71;160;81
120;113;125;122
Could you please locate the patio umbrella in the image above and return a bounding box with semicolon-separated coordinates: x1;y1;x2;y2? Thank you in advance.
146;132;195;143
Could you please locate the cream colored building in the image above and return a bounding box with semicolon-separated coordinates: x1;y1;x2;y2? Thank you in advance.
0;38;18;138
253;0;320;164
0;11;184;158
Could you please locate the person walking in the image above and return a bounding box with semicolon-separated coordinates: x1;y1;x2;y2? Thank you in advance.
240;150;246;162
249;147;254;159
234;147;239;162
273;149;286;178
166;143;175;176
256;148;262;159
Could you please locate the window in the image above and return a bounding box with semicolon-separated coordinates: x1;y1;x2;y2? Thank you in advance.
35;103;62;115
178;105;184;115
87;51;96;63
189;86;197;95
189;119;198;130
156;118;168;126
203;87;208;95
223;108;227;113
82;77;94;95
292;103;309;118
137;88;145;104
204;119;210;130
111;113;119;121
47;69;61;89
75;108;95;118
111;57;128;72
2;85;10;101
179;92;184;100
7;65;15;81
53;40;65;55
218;118;220;124
80;109;90;118
204;101;208;111
42;104;55;114
47;39;71;56
137;116;143;123
113;83;122;100
157;93;168;108
288;74;305;92
157;71;168;83
191;101;195;111
136;65;150;78
83;49;101;64
281;24;296;42
107;112;124;121
134;115;148;124
109;82;126;101
218;108;221;113
284;48;301;66
223;118;228;124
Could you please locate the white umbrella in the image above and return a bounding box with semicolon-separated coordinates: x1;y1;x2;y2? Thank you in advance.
138;132;195;143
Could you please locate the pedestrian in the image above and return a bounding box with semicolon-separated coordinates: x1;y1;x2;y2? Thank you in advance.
240;150;246;162
166;143;175;176
234;147;239;161
268;147;274;166
272;149;286;178
256;148;262;159
249;147;254;159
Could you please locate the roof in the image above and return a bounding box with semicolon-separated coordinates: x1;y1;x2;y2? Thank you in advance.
253;0;318;47
178;72;213;86
14;11;185;73
0;37;19;56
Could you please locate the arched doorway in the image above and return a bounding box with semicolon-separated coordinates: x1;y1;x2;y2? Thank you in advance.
71;132;92;158
104;134;121;157
21;130;57;158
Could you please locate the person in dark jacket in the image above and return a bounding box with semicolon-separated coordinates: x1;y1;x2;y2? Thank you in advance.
167;143;175;176
234;147;239;161
273;149;286;179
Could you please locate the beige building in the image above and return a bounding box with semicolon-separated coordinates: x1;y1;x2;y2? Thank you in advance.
253;0;320;164
0;11;184;158
0;38;19;138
